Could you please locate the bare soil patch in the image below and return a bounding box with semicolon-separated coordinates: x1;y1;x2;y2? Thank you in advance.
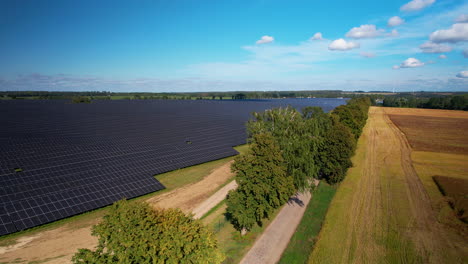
433;176;468;223
384;107;468;119
147;161;234;213
388;114;468;155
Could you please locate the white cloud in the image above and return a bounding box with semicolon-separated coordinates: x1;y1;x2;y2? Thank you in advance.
346;24;384;39
456;71;468;78
328;38;360;51
256;35;274;45
464;49;468;58
400;0;435;12
360;52;375;58
388;16;405;27
419;41;452;53
400;57;425;68
311;32;323;40
392;65;400;69
430;23;468;43
439;54;447;59
455;14;468;23
387;29;399;37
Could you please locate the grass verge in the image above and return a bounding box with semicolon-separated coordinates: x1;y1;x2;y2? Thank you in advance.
278;182;336;264
155;144;248;191
201;199;283;264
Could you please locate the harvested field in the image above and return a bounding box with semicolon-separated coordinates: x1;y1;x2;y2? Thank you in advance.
412;151;468;230
433;176;468;223
384;107;468;119
309;107;467;264
387;108;468;232
388;114;468;155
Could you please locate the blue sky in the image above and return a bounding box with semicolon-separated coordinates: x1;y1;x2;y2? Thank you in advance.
1;0;467;92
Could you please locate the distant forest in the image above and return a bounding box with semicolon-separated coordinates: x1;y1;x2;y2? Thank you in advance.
1;90;467;111
382;93;468;111
0;90;345;100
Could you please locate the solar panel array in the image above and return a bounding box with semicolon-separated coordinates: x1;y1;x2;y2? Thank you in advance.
0;98;346;235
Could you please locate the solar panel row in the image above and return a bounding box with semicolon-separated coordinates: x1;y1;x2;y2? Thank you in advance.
0;98;346;235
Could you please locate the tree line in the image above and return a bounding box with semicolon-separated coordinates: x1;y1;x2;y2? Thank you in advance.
383;94;468;111
0;90;345;100
226;97;371;234
71;97;371;263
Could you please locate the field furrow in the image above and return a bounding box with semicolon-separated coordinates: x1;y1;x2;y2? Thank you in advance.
309;107;467;264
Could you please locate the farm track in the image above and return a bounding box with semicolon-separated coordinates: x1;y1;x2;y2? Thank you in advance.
383;108;466;262
310;107;467;263
240;192;312;264
0;161;235;264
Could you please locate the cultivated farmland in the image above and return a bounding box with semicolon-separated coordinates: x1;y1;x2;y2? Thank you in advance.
386;107;468;236
309;107;467;263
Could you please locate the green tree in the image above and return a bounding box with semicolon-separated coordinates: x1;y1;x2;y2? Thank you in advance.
331;98;370;139
72;200;224;264
226;132;294;234
247;107;319;190
318;115;356;183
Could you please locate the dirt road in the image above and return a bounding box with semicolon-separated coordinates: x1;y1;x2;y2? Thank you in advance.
240;192;312;264
192;180;237;219
0;161;235;264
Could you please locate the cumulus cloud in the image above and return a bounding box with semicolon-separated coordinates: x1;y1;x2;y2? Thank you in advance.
346;24;384;39
455;14;468;23
328;38;360;51
392;65;400;69
439;54;447;59
399;58;425;68
419;41;452;53
400;0;435;12
430;23;468;43
256;35;274;44
310;32;323;40
387;29;399;37
388;16;405;27
464;49;468;58
360;52;375;58
456;71;468;78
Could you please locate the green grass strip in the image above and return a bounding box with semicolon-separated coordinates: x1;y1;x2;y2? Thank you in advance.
278;182;337;264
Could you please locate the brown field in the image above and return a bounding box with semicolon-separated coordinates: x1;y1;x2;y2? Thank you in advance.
386;108;468;229
388;114;468;155
384;107;468;119
433;176;468;223
310;107;467;264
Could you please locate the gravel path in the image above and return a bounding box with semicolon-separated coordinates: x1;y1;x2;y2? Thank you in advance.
192;180;238;219
240;191;312;264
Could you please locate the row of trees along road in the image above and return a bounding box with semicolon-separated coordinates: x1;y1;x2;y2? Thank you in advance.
226;97;371;234
72;97;371;263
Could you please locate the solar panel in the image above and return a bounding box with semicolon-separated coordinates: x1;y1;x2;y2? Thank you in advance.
0;98;346;235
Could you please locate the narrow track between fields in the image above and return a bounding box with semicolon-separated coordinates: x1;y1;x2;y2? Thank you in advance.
240;191;312;264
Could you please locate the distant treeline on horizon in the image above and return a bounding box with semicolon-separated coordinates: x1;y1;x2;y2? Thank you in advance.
1;90;467;111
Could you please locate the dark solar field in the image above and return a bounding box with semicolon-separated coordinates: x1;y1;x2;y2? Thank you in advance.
0;98;346;235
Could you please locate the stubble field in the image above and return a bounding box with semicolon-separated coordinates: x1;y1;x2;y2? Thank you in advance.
309;107;467;264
